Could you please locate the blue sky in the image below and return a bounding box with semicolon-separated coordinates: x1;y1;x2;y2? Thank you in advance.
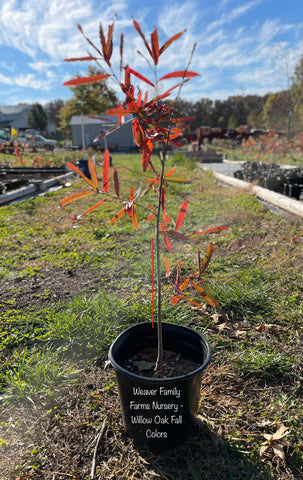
0;0;302;107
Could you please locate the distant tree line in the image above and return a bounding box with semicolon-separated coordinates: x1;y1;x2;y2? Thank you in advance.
173;54;303;138
37;53;303;139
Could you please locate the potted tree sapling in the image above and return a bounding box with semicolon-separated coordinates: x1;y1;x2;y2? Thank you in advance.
60;15;227;451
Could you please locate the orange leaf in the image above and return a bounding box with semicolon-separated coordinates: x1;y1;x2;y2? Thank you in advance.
189;225;229;236
165;167;176;177
182;296;204;307
132;119;145;147
165;230;191;241
125;66;154;86
66;161;97;190
146;206;156;222
151;27;159;64
133;19;153;58
63;73;110;86
64;56;99;62
159;30;186;55
77;199;106;218
171;294;203;307
170;295;181;305
88;157;98;191
130;185;134;202
200;243;215;273
146;213;155;222
160;216;172;231
99;23;107;60
163;233;173;253
180;277;190;291
109;206;126;224
169;127;183;139
131;204;139;230
161;187;167;219
88;115;119;122
175;199;189;231
159;71;198;81
137;90;142;107
164;257;170;276
106;106;129;116
103;150;110;193
99;15;116;66
59;190;95;207
142;140;153;172
189;279;218;307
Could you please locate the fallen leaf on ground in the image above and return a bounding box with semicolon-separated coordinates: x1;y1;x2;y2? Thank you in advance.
260;423;291;461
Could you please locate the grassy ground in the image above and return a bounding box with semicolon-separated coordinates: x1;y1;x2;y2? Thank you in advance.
0;152;302;479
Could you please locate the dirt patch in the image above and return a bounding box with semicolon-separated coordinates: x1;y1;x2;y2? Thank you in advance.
0;265;102;314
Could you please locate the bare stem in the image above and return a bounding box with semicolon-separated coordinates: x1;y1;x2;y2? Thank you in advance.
154;43;197;376
154;152;166;375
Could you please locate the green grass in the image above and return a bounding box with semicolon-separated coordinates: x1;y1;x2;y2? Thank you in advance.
0;152;302;479
232;345;293;379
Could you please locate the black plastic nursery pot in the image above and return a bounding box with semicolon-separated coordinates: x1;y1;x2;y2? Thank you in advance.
77;159;91;179
108;322;212;451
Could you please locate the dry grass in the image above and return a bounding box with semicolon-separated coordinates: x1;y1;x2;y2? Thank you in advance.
0;154;302;479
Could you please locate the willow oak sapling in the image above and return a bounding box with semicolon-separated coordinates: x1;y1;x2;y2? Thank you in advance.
60;15;227;376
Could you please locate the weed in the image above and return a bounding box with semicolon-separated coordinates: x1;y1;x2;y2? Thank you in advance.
232;345;293;379
2;348;78;406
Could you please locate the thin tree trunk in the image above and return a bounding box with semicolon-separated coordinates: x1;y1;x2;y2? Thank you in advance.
154;153;166;375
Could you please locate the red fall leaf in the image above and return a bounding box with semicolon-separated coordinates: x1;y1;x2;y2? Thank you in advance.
175;199;189;231
63;73;110;86
159;71;198;81
125;66;154;87
103;150;110;193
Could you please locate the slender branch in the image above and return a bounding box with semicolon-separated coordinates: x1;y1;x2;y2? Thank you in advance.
154;43;197;376
154;154;165;375
90;417;107;479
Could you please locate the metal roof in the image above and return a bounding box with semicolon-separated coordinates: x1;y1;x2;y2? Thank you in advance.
0;105;30;115
70;114;132;125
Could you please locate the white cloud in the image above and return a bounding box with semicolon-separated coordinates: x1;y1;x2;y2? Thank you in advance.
0;0;94;60
0;71;52;90
206;0;266;33
0;61;17;73
0;0;302;105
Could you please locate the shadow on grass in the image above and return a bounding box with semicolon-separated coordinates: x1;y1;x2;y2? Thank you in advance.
135;419;270;480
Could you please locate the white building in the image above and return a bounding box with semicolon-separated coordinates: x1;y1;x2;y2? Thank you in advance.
69;114;135;151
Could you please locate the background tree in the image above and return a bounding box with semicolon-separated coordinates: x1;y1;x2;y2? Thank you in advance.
263;91;291;132
28;103;48;133
290;54;303;134
245;94;269;128
269;46;303;137
192;98;213;130
58;66;118;129
46;99;65;126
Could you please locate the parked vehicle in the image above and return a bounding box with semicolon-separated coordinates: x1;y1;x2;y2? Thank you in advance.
16;134;58;152
31;135;58;151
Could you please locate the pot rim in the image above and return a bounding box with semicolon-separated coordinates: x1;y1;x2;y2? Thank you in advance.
108;321;212;383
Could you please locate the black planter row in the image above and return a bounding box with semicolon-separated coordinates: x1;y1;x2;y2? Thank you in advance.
234;162;303;200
